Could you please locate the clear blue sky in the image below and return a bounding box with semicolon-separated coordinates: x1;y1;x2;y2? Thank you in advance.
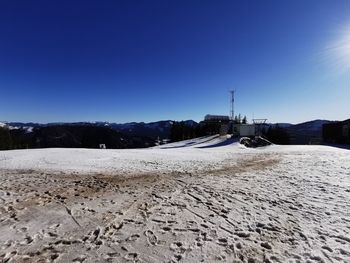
1;0;349;124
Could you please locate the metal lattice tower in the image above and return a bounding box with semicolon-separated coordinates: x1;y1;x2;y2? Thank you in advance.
253;118;267;136
230;90;235;120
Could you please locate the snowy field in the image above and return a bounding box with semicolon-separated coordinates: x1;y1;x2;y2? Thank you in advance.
0;135;349;262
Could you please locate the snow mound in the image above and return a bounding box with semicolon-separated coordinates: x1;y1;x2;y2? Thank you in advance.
239;136;272;147
0;135;347;176
0;135;245;175
156;135;239;149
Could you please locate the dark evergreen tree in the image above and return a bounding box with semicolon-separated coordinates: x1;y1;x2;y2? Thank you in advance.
170;121;201;142
264;126;290;145
0;127;12;150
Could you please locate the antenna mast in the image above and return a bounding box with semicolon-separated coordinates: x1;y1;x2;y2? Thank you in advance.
230;90;235;120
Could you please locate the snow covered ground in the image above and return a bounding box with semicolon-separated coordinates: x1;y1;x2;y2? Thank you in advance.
0;135;349;262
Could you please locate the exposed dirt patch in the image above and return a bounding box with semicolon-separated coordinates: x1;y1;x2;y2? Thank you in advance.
209;153;281;176
94;172;167;186
1;150;350;263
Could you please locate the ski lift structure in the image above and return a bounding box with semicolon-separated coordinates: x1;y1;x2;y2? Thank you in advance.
252;119;267;136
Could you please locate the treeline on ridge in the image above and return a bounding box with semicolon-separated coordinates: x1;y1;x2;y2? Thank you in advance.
0;125;154;150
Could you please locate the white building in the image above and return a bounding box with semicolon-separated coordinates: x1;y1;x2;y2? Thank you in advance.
233;124;256;137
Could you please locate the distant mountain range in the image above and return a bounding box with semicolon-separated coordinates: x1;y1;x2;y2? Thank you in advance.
264;119;333;144
0;119;338;146
0;120;198;141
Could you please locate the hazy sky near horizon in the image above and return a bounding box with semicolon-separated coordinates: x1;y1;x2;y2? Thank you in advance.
0;0;350;124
